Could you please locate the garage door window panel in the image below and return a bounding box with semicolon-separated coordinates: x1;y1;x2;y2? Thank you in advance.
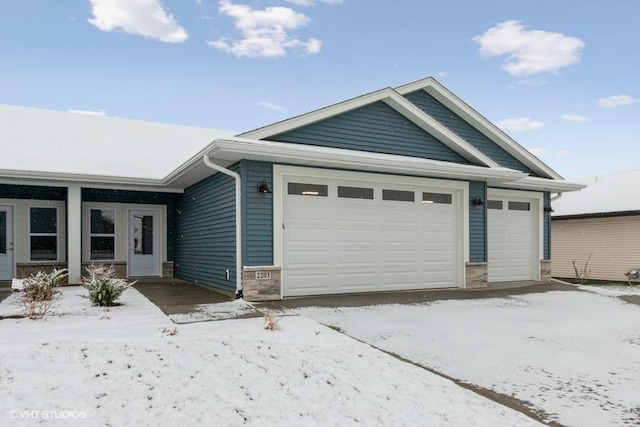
382;189;415;202
509;201;531;211
287;183;328;197
337;186;374;200
422;192;452;204
488;200;503;209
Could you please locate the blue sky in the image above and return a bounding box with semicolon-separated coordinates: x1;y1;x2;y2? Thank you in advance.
1;0;638;179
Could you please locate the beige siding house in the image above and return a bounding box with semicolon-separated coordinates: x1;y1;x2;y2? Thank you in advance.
551;170;640;282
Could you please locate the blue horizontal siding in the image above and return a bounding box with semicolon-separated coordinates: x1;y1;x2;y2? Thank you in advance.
174;164;239;293
0;184;66;200
404;91;538;176
82;188;180;261
270;101;471;164
241;160;274;267
469;181;487;262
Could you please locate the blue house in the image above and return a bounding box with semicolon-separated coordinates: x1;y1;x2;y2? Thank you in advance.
0;77;583;300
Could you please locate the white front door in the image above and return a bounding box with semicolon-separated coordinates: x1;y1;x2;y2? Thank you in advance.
128;210;160;277
0;206;14;280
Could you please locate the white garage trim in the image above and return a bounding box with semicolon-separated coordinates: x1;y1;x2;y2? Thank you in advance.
273;165;469;297
487;188;543;282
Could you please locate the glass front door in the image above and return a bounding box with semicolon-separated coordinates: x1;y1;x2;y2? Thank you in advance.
128;210;160;277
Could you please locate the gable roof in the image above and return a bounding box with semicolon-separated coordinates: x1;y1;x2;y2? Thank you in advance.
0;104;235;181
552;169;640;217
241;77;562;180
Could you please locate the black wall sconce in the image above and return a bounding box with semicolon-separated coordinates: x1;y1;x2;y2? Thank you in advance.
472;194;484;206
257;179;272;194
544;205;554;213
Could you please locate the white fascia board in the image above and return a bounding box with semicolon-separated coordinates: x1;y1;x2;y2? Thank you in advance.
208;138;527;184
239;88;396;139
0;170;182;193
382;92;499;168
496;176;587;193
395;78;563;180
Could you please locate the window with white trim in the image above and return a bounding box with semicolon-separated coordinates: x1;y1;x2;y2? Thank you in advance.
90;209;116;260
29;207;58;261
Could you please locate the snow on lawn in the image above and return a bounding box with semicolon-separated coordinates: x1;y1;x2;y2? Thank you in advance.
294;290;640;426
579;283;640;297
0;287;539;426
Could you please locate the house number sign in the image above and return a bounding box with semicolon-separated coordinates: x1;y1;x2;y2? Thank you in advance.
255;271;272;280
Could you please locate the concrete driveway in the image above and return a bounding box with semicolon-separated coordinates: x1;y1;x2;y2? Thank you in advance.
272;283;640;426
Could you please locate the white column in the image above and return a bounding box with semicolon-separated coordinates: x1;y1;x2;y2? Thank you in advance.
67;185;82;284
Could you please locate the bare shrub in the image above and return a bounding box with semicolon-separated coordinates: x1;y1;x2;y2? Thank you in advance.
18;269;68;319
572;253;593;285
263;311;280;331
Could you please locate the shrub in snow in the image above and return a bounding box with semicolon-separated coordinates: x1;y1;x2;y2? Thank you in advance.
82;264;134;307
263;310;280;331
18;268;68;319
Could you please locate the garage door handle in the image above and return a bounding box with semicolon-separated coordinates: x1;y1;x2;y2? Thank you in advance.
282;223;285;229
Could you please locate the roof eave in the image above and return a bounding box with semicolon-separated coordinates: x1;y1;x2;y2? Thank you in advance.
205;138;527;185
496;176;586;193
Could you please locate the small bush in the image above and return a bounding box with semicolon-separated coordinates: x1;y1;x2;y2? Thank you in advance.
82;264;134;307
19;269;68;319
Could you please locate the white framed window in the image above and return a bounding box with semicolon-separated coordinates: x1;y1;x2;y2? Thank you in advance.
89;209;116;261
29;207;58;261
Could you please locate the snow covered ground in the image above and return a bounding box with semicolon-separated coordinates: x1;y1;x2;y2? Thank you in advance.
0;287;539;426
295;288;640;426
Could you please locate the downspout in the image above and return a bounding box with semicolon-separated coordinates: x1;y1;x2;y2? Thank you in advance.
551;193;562;202
203;154;243;298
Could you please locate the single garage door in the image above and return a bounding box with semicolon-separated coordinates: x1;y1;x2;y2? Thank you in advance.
281;172;463;297
487;190;540;282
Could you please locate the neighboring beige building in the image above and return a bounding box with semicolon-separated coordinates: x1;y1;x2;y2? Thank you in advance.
552;170;640;282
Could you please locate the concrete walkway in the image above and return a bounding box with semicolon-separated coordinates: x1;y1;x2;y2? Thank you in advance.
133;280;233;315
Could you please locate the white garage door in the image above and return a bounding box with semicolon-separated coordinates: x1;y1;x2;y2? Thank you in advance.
280;172;463;297
487;190;540;282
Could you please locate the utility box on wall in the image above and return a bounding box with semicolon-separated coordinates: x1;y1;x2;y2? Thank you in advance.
242;266;281;301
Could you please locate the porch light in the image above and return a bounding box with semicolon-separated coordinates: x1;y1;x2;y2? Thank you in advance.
472;194;484;206
258;179;272;194
544;206;554;213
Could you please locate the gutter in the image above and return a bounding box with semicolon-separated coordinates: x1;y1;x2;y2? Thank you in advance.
202;154;243;298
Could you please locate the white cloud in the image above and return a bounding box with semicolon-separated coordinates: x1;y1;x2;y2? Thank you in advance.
561;114;589;123
496;117;545;132
556;149;570;157
285;0;343;5
527;147;548;155
473;20;585;76
437;71;447;78
255;101;286;112
68;109;107;116
598;95;637;108
88;0;188;43
209;0;321;57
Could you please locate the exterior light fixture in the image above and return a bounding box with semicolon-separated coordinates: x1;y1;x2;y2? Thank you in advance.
258;179;272;194
472;194;484;206
544;206;554;213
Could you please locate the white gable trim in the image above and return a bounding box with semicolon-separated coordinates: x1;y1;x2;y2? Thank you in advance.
241;88;500;168
395;77;562;180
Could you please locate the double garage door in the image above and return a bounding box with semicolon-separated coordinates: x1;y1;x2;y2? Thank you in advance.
279;169;464;297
